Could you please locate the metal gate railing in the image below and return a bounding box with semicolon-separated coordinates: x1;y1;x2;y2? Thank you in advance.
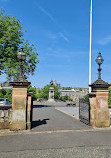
79;98;90;125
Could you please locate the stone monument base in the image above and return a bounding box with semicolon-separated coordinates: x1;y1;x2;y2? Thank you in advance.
47;99;55;102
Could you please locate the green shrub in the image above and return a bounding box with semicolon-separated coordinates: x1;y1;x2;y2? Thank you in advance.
28;85;37;101
0;88;12;103
83;94;89;100
108;88;111;105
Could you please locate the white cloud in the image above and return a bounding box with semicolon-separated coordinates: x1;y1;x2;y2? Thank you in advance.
47;32;69;42
59;32;69;42
33;1;70;43
38;6;56;24
98;35;111;45
48;33;57;40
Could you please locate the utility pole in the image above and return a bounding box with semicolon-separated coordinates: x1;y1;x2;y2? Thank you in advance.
89;0;92;93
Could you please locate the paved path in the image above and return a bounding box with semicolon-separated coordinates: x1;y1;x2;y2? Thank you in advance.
32;105;91;131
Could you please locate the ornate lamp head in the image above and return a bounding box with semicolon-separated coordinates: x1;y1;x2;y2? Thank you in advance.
95;52;104;80
96;52;104;65
17;48;26;81
17;48;26;60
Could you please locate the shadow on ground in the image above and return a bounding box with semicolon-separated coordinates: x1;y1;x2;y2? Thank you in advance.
33;105;52;108
32;119;50;128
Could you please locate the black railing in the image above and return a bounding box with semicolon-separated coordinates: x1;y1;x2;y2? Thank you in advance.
79;98;90;125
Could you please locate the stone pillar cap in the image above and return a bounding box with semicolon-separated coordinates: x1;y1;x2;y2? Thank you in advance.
28;92;33;96
10;80;31;86
89;79;111;88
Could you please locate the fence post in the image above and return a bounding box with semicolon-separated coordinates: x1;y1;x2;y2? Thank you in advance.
27;92;33;130
79;98;80;120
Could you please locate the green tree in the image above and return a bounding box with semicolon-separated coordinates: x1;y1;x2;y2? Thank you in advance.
61;94;73;101
0;89;6;98
64;94;69;100
0;88;12;103
28;85;37;101
4;88;12;103
53;85;61;100
39;84;50;100
83;94;89;100
38;84;61;100
79;88;82;91
108;88;111;105
63;87;72;90
0;8;39;80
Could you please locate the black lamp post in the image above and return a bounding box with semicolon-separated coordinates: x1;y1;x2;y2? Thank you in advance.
17;48;26;80
95;52;104;80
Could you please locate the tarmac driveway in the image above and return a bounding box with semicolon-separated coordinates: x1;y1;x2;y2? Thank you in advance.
32;103;91;131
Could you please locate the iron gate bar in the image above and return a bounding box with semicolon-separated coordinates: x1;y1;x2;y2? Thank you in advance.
79;98;90;125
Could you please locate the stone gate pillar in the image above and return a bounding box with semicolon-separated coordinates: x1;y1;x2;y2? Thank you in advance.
89;79;111;127
89;52;111;127
10;80;30;130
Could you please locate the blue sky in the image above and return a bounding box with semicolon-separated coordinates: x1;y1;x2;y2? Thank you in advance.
0;0;111;88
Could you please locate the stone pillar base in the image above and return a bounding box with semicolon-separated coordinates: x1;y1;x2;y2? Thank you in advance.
47;99;55;102
0;122;10;129
90;108;110;127
10;109;26;131
27;122;31;130
95;120;110;127
10;122;26;131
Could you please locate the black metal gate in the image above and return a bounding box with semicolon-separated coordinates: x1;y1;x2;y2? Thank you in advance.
79;98;90;125
30;97;33;129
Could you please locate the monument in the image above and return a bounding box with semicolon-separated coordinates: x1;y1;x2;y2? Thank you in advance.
48;80;55;102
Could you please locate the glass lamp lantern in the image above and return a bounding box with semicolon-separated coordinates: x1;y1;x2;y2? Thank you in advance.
96;52;104;65
17;48;26;80
95;52;104;80
17;48;26;60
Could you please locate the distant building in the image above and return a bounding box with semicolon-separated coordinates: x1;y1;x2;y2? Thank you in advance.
53;81;88;103
60;88;88;103
60;89;75;96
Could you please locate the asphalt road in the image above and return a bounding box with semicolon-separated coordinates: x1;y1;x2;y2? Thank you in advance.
32;106;90;131
0;130;111;157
